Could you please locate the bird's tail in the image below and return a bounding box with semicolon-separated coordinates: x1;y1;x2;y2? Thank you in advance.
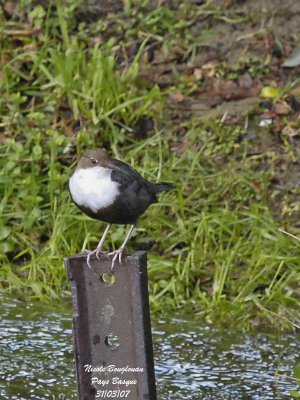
152;182;175;194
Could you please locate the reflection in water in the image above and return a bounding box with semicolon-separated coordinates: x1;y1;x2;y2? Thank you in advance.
0;296;298;399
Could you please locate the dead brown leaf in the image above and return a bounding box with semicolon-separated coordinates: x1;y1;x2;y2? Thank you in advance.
193;68;203;80
272;100;291;115
282;125;299;137
213;79;261;101
169;92;184;103
201;62;216;78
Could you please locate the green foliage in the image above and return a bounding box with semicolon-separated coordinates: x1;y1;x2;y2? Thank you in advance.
1;0;300;331
0;0;161;297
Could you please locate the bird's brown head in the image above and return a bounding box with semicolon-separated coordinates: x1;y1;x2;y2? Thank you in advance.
77;148;111;169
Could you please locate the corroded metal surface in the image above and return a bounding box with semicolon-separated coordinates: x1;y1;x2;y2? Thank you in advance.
65;251;157;400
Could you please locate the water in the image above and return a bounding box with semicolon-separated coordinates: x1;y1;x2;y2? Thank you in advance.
0;296;299;400
155;320;299;399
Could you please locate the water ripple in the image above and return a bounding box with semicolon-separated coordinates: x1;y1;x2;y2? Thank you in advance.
0;296;299;399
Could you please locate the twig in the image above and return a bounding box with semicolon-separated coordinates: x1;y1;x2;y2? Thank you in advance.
278;228;300;242
255;301;300;330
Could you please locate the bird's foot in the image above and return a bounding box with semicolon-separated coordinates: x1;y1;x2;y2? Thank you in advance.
86;247;108;268
108;248;125;271
95;248;108;262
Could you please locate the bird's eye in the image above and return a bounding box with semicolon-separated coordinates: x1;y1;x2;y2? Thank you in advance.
90;158;97;165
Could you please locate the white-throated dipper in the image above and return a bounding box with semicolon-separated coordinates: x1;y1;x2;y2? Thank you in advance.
69;148;174;269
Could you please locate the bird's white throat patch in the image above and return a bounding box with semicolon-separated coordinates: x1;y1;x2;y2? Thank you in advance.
69;166;119;212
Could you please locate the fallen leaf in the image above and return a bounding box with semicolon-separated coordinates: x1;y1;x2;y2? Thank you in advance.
251;180;261;189
282;125;299;137
282;46;300;68
260;86;280;99
202;62;216;78
272;100;291;115
214;80;260;101
290;86;300;97
202;62;215;70
193;68;203;80
169;92;184;102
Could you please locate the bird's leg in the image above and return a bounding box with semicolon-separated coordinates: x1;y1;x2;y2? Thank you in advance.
108;224;135;271
86;224;111;268
95;223;111;260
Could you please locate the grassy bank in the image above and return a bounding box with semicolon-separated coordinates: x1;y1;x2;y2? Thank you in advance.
1;0;300;329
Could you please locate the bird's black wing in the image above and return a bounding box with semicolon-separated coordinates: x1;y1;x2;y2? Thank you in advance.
107;158;145;187
108;158;159;214
107;158;158;205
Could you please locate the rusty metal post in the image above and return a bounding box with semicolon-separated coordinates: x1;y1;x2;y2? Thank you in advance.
65;251;157;400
